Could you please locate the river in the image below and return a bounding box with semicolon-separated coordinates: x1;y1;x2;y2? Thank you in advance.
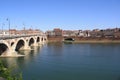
1;43;120;80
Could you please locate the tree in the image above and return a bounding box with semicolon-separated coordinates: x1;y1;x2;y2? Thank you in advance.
0;60;22;80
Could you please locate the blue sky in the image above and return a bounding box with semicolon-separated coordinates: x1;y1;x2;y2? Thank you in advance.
0;0;120;31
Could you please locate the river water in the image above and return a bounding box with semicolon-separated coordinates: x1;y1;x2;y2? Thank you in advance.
1;43;120;80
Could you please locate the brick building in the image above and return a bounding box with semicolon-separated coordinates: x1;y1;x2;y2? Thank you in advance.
53;28;63;36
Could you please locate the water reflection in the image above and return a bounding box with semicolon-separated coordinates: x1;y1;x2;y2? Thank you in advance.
0;57;19;69
18;46;42;67
0;46;42;69
1;43;120;80
47;42;63;56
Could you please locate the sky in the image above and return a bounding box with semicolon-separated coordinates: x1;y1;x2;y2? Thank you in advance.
0;0;120;32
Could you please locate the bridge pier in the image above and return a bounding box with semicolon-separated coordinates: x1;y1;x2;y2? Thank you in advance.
1;47;18;57
31;41;39;46
23;43;31;50
9;49;18;56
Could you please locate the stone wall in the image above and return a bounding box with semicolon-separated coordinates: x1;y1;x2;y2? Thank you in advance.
48;36;120;43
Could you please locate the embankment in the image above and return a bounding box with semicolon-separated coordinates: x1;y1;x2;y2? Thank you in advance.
47;36;120;43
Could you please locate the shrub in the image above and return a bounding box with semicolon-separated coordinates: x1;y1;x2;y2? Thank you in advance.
0;60;22;80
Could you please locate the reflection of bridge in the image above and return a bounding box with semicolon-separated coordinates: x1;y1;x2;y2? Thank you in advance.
0;35;47;57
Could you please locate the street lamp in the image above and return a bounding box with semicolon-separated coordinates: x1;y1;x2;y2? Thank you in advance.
23;23;26;36
6;18;11;37
2;23;5;39
15;26;17;36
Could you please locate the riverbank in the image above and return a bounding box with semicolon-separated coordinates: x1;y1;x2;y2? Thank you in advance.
73;40;120;43
47;36;120;43
48;40;120;43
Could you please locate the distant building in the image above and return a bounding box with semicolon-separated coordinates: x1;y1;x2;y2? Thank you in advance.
46;30;55;36
9;29;43;35
114;32;120;38
46;28;63;37
103;29;114;37
46;27;120;38
0;30;9;36
53;28;63;36
90;29;101;37
9;29;17;35
77;30;90;37
63;30;73;36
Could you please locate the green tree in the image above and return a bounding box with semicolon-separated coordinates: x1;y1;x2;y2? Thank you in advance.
0;60;22;80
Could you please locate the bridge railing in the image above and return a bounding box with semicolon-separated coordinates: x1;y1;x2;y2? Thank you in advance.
0;34;46;40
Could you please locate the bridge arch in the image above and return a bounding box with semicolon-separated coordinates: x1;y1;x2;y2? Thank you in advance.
15;39;25;51
36;37;40;43
29;37;35;46
44;37;47;41
41;37;43;42
11;42;14;46
64;37;74;41
0;42;10;56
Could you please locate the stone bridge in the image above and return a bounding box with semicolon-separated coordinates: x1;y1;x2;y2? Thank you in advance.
0;35;47;57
